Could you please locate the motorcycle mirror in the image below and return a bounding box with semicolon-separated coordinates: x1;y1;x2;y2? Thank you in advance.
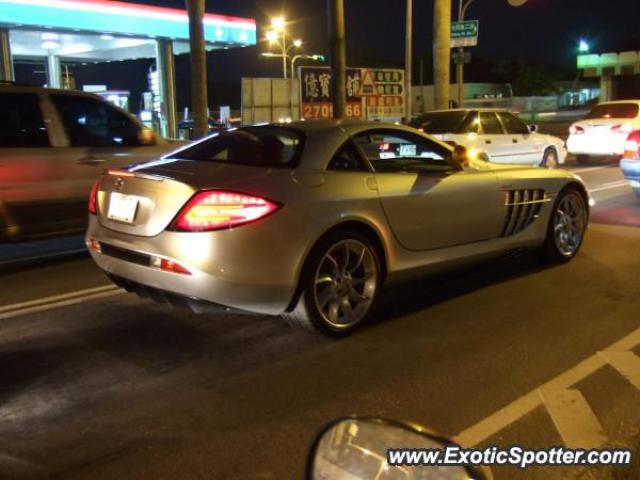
307;417;489;480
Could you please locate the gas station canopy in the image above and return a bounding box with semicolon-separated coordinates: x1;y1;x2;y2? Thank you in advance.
0;0;256;61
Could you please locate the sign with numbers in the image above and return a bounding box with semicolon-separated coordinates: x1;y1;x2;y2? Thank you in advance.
298;66;405;121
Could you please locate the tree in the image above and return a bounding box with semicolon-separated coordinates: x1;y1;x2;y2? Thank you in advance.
185;0;209;138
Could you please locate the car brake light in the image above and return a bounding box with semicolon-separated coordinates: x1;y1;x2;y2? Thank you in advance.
569;125;585;135
612;124;633;134
170;190;280;232
623;131;640;159
89;179;99;214
159;258;191;275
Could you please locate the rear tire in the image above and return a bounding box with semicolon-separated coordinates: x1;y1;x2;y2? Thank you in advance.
282;229;382;337
538;187;588;263
540;147;559;169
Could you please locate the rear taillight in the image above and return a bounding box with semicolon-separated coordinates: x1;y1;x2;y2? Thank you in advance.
623;131;640;159
170;190;280;232
569;125;585;135
89;179;99;214
612;123;633;135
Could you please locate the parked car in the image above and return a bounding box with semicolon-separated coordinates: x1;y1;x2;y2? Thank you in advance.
621;130;640;198
409;109;567;168
0;83;174;242
86;120;589;336
567;100;640;164
177;118;228;140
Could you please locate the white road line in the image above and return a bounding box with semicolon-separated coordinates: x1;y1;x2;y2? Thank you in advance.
454;326;640;447
0;285;124;320
589;180;630;194
599;351;640;391
539;388;606;449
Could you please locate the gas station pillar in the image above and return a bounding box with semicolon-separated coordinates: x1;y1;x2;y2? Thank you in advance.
47;53;61;89
0;28;14;81
156;39;177;139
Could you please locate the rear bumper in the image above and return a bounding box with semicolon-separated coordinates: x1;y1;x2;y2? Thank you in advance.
567;134;627;156
86;215;309;316
620;158;640;193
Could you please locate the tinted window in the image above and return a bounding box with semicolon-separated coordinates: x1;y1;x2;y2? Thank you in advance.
170;127;304;167
586;103;639;119
411;111;468;133
354;130;452;174
328;142;368;171
0;93;49;147
498;112;530;135
480;112;504;134
458;111;479;133
51;94;143;147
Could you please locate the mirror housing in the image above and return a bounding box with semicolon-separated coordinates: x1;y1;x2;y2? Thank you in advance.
528;124;538;133
450;144;470;171
307;417;490;480
138;128;158;146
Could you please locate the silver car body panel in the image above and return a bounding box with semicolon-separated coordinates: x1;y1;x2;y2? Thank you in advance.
87;120;587;315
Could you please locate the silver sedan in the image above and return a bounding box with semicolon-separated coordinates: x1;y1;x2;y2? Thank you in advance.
86;120;589;336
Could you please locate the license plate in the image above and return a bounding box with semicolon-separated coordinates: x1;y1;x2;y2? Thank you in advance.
107;192;139;223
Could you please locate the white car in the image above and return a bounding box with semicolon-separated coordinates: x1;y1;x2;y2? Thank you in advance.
567;100;640;164
410;109;567;168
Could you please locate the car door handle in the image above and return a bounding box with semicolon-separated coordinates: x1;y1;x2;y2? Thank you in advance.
77;156;106;165
512;138;519;143
485;139;492;144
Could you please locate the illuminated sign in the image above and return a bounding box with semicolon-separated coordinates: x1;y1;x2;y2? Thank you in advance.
0;0;256;45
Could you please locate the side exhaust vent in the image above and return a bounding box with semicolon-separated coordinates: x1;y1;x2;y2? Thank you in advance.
501;189;547;237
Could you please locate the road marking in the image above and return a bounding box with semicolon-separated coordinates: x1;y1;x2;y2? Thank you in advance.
589;180;630;194
454;326;640;447
0;285;124;320
539;388;606;449
599;351;640;391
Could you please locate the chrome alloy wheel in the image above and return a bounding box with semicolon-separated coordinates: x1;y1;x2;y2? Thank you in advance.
313;239;378;329
553;193;586;257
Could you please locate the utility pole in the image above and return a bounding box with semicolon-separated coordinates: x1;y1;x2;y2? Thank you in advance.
185;0;209;139
404;0;412;123
327;0;346;119
433;0;451;110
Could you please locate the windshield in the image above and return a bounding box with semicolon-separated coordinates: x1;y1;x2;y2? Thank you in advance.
585;103;639;119
410;111;468;134
168;126;305;167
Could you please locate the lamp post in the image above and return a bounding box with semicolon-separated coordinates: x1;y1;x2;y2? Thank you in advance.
455;0;528;107
265;17;303;79
290;54;324;79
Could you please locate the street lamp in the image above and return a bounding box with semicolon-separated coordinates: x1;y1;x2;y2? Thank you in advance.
454;0;528;107
263;16;303;79
290;54;324;79
579;39;590;53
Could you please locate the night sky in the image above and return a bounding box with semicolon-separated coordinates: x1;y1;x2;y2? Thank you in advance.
23;0;639;111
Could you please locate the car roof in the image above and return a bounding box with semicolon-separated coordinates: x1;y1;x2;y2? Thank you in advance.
596;100;640;105
0;83;110;100
421;108;510;114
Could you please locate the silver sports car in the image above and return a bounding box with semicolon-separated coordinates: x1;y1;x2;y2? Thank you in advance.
86;120;589;336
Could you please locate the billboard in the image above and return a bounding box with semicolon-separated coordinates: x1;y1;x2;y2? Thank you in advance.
299;66;404;121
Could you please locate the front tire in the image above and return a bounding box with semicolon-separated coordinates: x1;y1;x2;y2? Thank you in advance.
539;187;588;263
282;230;381;336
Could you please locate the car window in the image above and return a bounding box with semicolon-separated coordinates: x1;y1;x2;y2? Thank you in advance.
169;126;304;167
0;93;50;148
411;111;467;134
585;103;639;119
328;142;369;171
353;129;452;174
50;94;143;147
497;112;530;135
480;112;504;134
458;111;479;133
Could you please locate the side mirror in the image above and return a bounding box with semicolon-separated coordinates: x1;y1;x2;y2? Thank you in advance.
450;144;470;171
528;124;538;133
138;128;158;146
307;417;490;480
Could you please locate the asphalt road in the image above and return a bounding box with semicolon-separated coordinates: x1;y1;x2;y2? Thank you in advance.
1;159;639;480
